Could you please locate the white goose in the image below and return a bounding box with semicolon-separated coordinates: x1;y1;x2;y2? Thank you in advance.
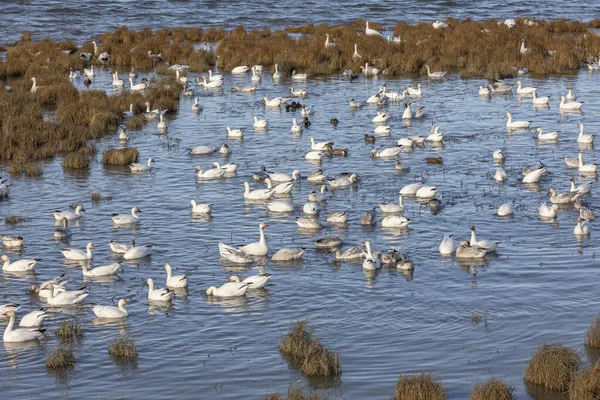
494;166;507;182
0;235;24;248
415;186;437;199
244;181;275;200
263;97;289;108
566;86;577;101
147;278;173;301
192;97;203;112
189;145;217;155
19;309;48;328
400;183;424;195
520;39;531;55
327;174;358;188
92;299;129;319
43;283;88;305
198;76;223;88
494;149;505;162
311;137;333;151
111;207;142;225
425;65;447;78
426;126;444;142
212;162;237;174
522;164;547;183
3;311;44;342
379;195;404;213
327;212;348;224
69;68;80;80
352;43;362;60
129;77;147;91
535;128;559;141
81;262;121;277
239;223;269;256
119;127;128;141
381;215;411;228
195;165;226;180
570;177;593;194
206;280;249;297
372;111;392;124
157;114;168;132
109;240;134;254
268;201;294;213
547;188;579;204
292;70;308;81
207;70;223;82
325;34;336;49
123;244;153;260
539;202;558;218
505;112;532;130
231;65;250;74
272;64;282;80
272;248;304;261
560;96;584;111
251;66;261;82
407;84;422;97
253;116;268;129
230;274;271;289
218;243;253;264
374;125;392;135
498;203;514;216
190;200;213;214
469;225;498;251
226;127;244;139
175;70;187;84
291;118;303;134
579;153;598;173
30;275;67;298
516;81;536;95
83;65;94;78
456;240;488;259
335;246;366;261
365;21;382;36
439;234;456;255
122;104;134;118
371;147;402;158
61;242;94;260
112;72;124;87
574;218;591;236
129;157;155;172
303;202;320;216
53;205;85;221
478;86;490;96
532;90;550;105
577;123;595;144
308;185;327;202
362;241;379;270
1;255;38;272
296;218;323;230
268;170;301;182
164;264;188;288
265;178;295;195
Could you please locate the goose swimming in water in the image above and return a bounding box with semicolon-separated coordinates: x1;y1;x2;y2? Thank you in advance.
425;65;447;78
379;195;404;213
230;274;272;289
43;283;88;305
195;165;226;180
548;187;579;204
218;243;253;264
147;278;173;302
234;224;269;255
129;157;155;172
574;217;591;236
535;128;559;141
570;176;593;194
190;200;213;214
296;217;323;230
505;112;532;130
439;234;456;255
92;299;129;319
516;81;536;96
522;162;547;183
560;96;584;111
577;123;595;144
112;207;142;225
494;166;507;182
497;203;514;216
243;182;275;200
80;261;122;277
0;235;24;249
1;255;38;272
3;311;45;342
579;153;598;173
362;241;379;270
539;201;558;218
164;264;188;288
566;86;577;101
469;225;498;252
61;242;94;261
456;240;488;259
272;248;305;261
206;280;249;297
53;205;85;221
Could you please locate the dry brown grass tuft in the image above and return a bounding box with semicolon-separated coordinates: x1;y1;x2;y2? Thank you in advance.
266;387;328;400
102;148;139;166
394;373;446;400
108;336;138;359
4;215;32;225
56;320;84;342
524;342;580;392
586;317;600;349
470;377;515;400
62;149;90;170
279;320;341;378
46;345;75;369
570;360;600;400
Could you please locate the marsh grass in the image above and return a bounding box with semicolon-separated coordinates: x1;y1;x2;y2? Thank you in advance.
56;320;84;343
570;360;600;400
109;336;138;359
279;320;341;378
62;149;90;170
394;373;446;400
470;377;515;400
266;387;328;400
4;215;32;225
524;342;580;392
586;317;600;348
45;345;75;369
91;192;113;203
102;148;139;166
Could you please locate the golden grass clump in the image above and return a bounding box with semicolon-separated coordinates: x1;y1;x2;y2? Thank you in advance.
45;345;75;369
524;343;580;392
570;360;600;400
470;377;515;400
9;162;44;177
62;149;90;170
394;373;446;400
108;336;138;359
586;317;600;348
102;147;139;166
279;320;341;378
4;215;32;225
56;320;84;342
266;387;328;400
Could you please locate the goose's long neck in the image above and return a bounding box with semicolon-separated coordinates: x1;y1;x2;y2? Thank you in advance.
130;78;134;89
506;114;512;123
244;183;250;195
470;230;477;244
119;302;128;314
259;226;266;245
399;195;403;207
2;257;10;269
86;247;93;258
579;153;584;166
5;315;14;336
366;241;373;258
265;179;272;189
571;180;576;191
47;285;55;299
81;263;89;274
520;42;525;52
166;268;172;280
579;125;584;136
147;159;152;166
132;209;139;218
148;280;154;292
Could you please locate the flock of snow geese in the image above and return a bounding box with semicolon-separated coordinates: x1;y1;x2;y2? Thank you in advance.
1;21;597;343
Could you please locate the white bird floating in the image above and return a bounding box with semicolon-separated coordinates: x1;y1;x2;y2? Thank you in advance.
112;207;142;225
61;242;95;261
165;264;188;288
81;262;121;277
190;200;213;214
576;123;595;144
92;299;129;319
498;203;514;216
574;217;591;236
43;283;88;306
147;278;173;302
129;157;155;172
53;205;86;221
425;65;447;78
3;311;44;342
1;255;38;272
124;244;153;260
560;96;584;111
206;279;249;297
469;225;499;252
439;234;456;255
505;112;532;130
230;274;272;289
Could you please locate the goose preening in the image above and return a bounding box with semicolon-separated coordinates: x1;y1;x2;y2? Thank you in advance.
1;255;38;272
577;123;595;144
123;244;153;260
349;98;363;109
372;111;392;124
566;86;577;101
129;157;155;172
415;186;437;199
164;264;188;288
206;280;249;297
522;163;547;183
498;203;514;216
192;97;203;112
109;240;134;254
231;65;250;74
579;153;598;173
3;311;45;342
0;235;24;248
379;195;404;213
53;205;86;221
505;112;532;130
190;200;213;214
92;299;129;319
365;21;382;36
396;254;414;270
439;234;456;255
29;275;67;299
119;126;129;141
426;126;444;142
335;245;366;261
456;240;488;259
244;181;275;200
195;165;226;180
42;283;88;305
296;217;323;230
560;96;584;111
539;201;558;218
308;185;327;202
469;225;499;252
406;84;422;97
547;188;579;204
81;262;122;277
425;65;447;78
61;242;94;261
272;248;305;261
535;128;559;141
581;206;595;220
360;208;377;226
362;241;379;270
570;177;593;194
574;217;591;236
147;278;173;302
230;274;272;289
307;170;326;184
264;178;295;195
268;201;294;213
494;166;507;182
112;207;142;225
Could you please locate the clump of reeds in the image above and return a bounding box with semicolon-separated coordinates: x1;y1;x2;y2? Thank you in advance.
108;336;138;359
586;317;600;348
266;387;328;400
45;345;75;369
62;149;90;170
91;192;113;203
9;162;43;177
524;342;580;392
102;148;139;166
56;320;84;342
470;377;515;400
394;373;446;400
279;319;341;378
569;360;600;400
4;215;32;225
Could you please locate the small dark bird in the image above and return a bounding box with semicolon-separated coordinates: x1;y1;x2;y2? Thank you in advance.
302;117;311;127
330;118;339;125
364;134;376;143
426;157;443;164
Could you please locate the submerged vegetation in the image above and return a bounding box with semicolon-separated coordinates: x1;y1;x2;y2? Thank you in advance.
524;342;580;392
108;336;138;359
45;345;75;369
279;320;341;378
56;319;84;342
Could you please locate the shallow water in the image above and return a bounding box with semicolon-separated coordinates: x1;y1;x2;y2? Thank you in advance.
2;0;600;44
2;65;600;399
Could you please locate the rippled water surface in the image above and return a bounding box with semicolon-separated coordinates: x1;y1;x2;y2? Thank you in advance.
1;65;600;398
2;0;600;43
